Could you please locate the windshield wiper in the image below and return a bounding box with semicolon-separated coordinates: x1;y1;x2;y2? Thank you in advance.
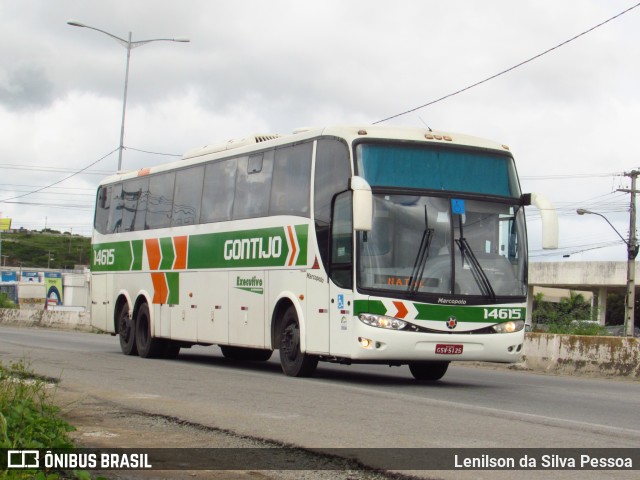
408;206;433;295
455;216;496;301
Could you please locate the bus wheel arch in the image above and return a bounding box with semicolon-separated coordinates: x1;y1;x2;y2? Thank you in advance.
277;304;318;377
271;296;305;350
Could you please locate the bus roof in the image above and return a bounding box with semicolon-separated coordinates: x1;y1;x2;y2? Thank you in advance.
98;125;512;186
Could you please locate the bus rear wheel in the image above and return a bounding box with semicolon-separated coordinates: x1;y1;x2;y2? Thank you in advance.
279;306;318;377
135;303;165;358
409;361;450;381
117;303;137;356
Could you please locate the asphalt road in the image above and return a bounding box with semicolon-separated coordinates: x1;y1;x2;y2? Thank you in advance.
1;325;639;480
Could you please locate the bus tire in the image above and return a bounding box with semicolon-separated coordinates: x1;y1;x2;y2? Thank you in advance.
409;361;449;381
117;302;137;356
220;346;273;362
279;306;318;377
135;303;164;358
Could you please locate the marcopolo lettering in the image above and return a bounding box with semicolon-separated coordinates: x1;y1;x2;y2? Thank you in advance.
224;236;282;261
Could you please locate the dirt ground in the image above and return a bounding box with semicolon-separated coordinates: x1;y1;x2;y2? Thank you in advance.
55;387;400;480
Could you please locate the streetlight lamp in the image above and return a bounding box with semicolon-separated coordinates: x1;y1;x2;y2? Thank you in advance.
576;208;639;336
67;20;189;171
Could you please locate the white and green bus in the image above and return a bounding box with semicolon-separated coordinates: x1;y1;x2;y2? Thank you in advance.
91;126;557;380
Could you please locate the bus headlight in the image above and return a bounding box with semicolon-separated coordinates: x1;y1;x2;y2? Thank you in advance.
491;320;525;334
359;313;407;330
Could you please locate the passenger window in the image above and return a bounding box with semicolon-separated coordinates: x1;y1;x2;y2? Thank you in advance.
173;167;204;226
233;151;274;220
94;186;111;234
146;173;175;229
108;183;123;233
201;158;238;223
122;178;149;232
270;142;312;217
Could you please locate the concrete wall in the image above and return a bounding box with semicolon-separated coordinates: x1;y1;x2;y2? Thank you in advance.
0;307;92;330
1;308;638;379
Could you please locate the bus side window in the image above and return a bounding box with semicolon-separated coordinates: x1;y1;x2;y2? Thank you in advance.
108;183;123;233
173;166;204;226
201;158;237;223
122;178;149;232
146;172;175;230
270;142;312;217
94;185;111;234
233;151;274;220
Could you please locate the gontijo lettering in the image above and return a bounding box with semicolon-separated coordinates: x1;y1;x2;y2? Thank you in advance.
224;236;282;260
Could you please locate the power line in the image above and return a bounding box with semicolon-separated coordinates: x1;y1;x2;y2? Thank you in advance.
373;2;640;124
0;164;113;176
126;146;182;157
521;172;623;180
0;147;118;204
1;201;93;209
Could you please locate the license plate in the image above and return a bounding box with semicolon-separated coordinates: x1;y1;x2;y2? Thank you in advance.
435;344;463;355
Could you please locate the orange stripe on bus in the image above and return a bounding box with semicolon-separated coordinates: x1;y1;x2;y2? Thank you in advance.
150;272;168;304
145;239;162;270
287;226;297;266
173;236;188;270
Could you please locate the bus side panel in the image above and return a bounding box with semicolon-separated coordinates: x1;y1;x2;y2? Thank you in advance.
170;272;198;342
304;270;330;354
229;271;266;348
196;271;229;344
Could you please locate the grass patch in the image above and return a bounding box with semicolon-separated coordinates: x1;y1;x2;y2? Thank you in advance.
0;293;17;309
0;360;95;479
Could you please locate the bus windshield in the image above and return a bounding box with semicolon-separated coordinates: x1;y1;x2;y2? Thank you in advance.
355;142;526;301
357;194;527;300
356;143;521;198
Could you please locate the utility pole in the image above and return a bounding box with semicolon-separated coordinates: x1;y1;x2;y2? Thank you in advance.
617;170;639;337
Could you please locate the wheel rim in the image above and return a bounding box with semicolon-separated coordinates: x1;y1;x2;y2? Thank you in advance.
281;321;300;362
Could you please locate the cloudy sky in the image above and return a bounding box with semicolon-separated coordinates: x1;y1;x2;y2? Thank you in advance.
1;0;639;262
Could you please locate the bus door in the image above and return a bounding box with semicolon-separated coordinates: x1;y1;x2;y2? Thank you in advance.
328;192;354;357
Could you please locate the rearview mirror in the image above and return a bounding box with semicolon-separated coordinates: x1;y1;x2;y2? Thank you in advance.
529;193;558;249
350;176;372;231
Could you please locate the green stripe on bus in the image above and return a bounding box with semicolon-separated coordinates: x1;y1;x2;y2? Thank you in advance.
159;237;175;270
294;224;308;267
131;240;143;270
92;225;308;272
354;300;525;323
188;225;308;269
166;272;179;305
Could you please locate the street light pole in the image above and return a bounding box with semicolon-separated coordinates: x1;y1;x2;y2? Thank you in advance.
619;171;639;337
67;20;189;171
577;205;639;336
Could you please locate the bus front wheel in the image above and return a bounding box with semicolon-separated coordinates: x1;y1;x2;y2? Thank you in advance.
409;361;450;381
135;303;165;358
117;303;137;356
279;306;318;377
